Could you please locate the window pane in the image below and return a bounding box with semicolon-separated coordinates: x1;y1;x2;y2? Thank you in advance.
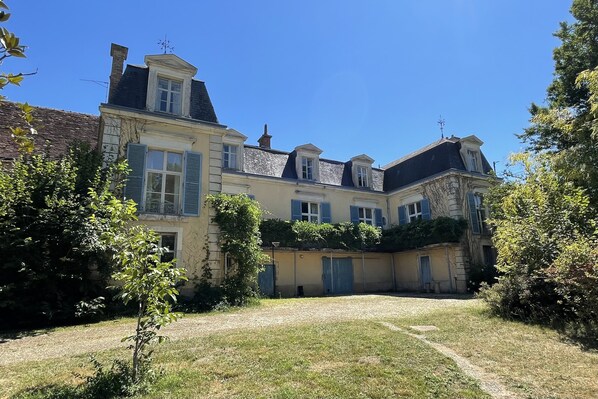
166;152;182;172
416;202;422;213
365;208;372;218
301;202;309;213
358;208;364;218
146;172;163;192
165;174;181;195
310;203;318;214
408;203;415;215
171;81;181;92
310;215;318;223
147;150;164;170
161;234;176;251
145;192;162;213
158;78;169;89
164;194;179;214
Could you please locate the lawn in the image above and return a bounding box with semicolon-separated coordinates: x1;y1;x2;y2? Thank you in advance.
1;296;597;399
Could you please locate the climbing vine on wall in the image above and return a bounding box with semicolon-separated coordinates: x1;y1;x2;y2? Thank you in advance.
206;194;268;305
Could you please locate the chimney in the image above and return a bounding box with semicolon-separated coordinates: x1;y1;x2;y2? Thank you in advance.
108;43;128;103
257;123;272;149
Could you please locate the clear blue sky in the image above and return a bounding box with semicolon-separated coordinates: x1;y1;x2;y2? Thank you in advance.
3;1;573;170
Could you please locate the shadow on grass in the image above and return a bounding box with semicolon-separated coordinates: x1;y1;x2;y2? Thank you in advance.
11;384;82;399
0;328;56;344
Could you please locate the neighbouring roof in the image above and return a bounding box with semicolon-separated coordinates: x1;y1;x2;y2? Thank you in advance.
109;65;219;124
0;101;99;161
241;145;385;191
383;137;492;191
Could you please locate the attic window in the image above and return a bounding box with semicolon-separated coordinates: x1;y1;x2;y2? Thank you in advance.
467;149;480;172
357;165;369;187
302;157;314;180
156;77;182;114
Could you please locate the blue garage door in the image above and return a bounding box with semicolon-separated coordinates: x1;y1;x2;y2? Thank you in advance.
323;257;353;295
258;264;275;296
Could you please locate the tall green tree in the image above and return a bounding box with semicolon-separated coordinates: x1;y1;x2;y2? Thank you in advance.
520;0;598;202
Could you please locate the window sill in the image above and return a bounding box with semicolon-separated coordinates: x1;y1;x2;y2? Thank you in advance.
139;213;191;222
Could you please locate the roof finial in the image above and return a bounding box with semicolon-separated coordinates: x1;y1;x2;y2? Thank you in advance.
158;34;175;54
437;115;445;139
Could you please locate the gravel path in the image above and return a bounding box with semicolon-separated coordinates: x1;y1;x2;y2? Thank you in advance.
0;294;476;366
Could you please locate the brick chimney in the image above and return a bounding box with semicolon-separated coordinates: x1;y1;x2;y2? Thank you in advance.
257;124;272;149
108;43;128;103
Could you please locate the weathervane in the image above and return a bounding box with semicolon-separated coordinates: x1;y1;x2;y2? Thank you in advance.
437;115;445;138
158;35;174;54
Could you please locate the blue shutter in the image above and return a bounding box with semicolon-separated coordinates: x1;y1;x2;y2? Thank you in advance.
468;192;480;234
350;206;359;223
421;199;431;220
183;151;202;216
321;202;331;223
398;206;407;225
291;200;302;221
124;143;147;209
374;208;383;227
247;194;255;200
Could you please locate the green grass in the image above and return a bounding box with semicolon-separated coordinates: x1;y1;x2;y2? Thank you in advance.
2;297;598;399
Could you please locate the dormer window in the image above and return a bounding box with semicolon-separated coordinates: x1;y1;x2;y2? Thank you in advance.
350;154;374;189
156;77;182;114
357;165;369;187
467;149;480;172
302;157;314;180
295;144;323;182
223;144;238;169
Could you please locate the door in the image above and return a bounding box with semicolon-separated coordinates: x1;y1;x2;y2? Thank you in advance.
258;264;275;296
323;257;354;295
419;256;432;290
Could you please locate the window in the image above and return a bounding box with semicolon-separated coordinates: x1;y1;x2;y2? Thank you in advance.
357;165;369;188
159;233;176;263
301;157;314;180
223;144;238;169
145;149;183;214
155;77;182;114
483;245;496;267
301;201;319;222
467;149;480;172
407;201;423;222
473;194;489;234
358;207;374;225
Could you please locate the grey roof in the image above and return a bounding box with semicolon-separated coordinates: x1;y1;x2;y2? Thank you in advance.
0;101;99;161
110;65;219;124
383;138;492;191
242;145;385;192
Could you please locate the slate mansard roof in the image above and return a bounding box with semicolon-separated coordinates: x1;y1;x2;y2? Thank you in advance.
109;65;219;124
241;145;385;191
0;101;99;161
239;137;491;193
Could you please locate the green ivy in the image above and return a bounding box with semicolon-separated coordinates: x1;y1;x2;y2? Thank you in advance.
205;194;268;306
378;217;468;252
260;219;382;250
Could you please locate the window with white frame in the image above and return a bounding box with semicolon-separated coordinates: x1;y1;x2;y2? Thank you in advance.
222;144;238;169
155;77;182;114
473;194;489;234
301;201;319;222
358;207;374;225
357;165;369;188
407;201;422;222
467;149;480;172
159;233;176;263
301;157;314;180
145;149;183;214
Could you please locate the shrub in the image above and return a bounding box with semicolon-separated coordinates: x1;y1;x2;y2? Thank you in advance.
378;217;467;252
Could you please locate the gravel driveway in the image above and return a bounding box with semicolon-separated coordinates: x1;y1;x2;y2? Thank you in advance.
0;294;476;366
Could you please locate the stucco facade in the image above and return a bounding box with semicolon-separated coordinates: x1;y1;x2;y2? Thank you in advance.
97;44;495;297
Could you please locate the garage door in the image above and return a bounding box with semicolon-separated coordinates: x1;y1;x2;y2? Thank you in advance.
323;257;353;295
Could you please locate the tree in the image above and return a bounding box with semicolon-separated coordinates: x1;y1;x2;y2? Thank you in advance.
519;0;598;203
92;186;187;381
0;0;26;97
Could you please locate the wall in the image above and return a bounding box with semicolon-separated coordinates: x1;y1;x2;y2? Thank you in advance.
264;249;394;297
